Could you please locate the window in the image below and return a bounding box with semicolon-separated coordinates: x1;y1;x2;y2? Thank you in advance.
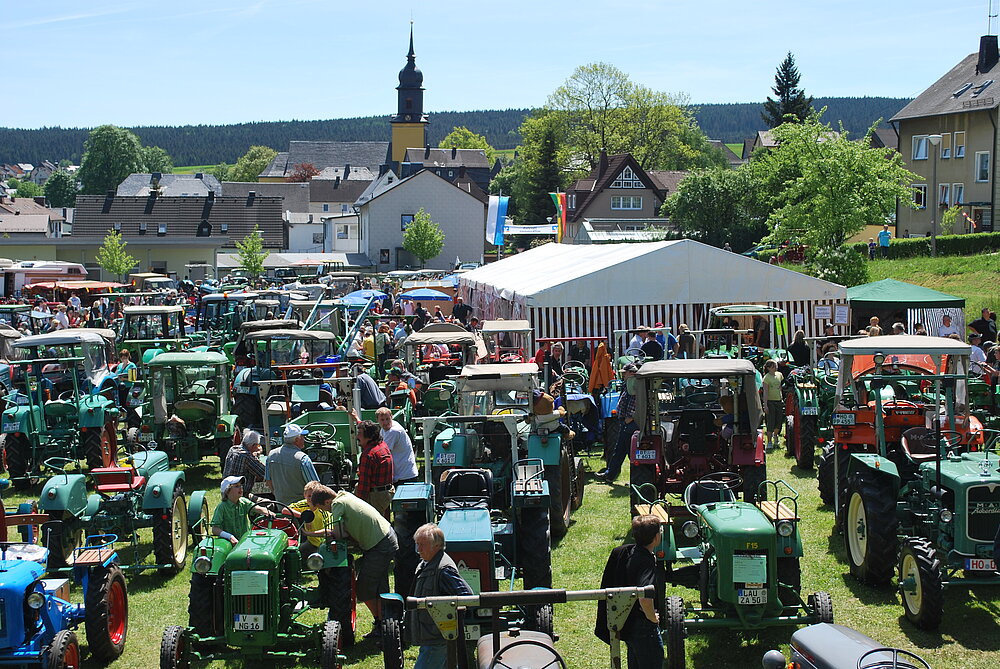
953;183;965;205
939;183;950;207
401;214;414;231
113;221;121;232
912;135;929;160
322;203;329;212
955;131;966;158
611;166;644;188
611;195;642;210
220;222;228;233
157;223;167;236
940;133;951;159
913;184;927;209
567;194;576;210
138;222;147;235
976;151;990;182
312;233;324;244
337;225;349;239
341;204;349;213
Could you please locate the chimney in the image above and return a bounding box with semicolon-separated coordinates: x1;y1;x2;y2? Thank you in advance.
598;149;609;176
335;176;341;188
247;191;256;207
978;35;999;74
459;165;467;179
451;146;457;159
344;164;350;179
424;145;431;159
308;214;313;223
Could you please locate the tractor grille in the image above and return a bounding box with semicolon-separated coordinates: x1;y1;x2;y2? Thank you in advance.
966;485;1000;543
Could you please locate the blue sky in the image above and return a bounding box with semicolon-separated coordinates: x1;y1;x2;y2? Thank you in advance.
3;0;992;129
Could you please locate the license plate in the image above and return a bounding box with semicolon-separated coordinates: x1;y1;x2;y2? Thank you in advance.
233;614;264;631
128;399;142;407
832;413;856;426
435;452;456;465
139;432;153;441
737;589;767;605
800;406;819;416
464;624;480;641
2;422;18;432
634;449;657;461
966;558;996;571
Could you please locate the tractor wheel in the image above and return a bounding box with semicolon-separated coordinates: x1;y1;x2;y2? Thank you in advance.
571;456;586;511
233;393;260;430
777;557;801;613
45;511;83;570
518;506;552;589
629;463;657;516
125;427;141;453
160;625;189;669
319;620;343;669
85;564;128;662
808;591;834;624
602;417;619;462
190;497;211;546
6;433;32;489
844;473;897;586
381;617;404;669
797;415;817;470
740;463;767;503
784;391;798;457
664;595;686;669
153;487;189;575
817;445;835;506
545;448;572;540
327;565;356;647
526;602;554;639
898;538;944;630
82;424;116;471
392;510;424;598
0;433;6;473
187;574;221;637
44;629;80;669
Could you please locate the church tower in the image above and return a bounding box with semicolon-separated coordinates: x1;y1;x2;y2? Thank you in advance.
390;25;428;164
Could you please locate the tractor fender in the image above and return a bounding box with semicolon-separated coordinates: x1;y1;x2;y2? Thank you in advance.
527;433;562;466
85;493;103;519
38;473;89;518
191;536;234;576
2;404;32;432
141;348;164;365
730;431;766;466
847;453;901;495
132;449;171;478
187;490;208;531
232;367;257;396
380;592;405;620
142;471;185;510
216;414;238;436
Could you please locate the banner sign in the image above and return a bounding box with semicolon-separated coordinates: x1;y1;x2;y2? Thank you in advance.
503;223;559;235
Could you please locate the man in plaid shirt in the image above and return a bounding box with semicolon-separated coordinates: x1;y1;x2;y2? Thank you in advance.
355;419;394;517
598;363;640;483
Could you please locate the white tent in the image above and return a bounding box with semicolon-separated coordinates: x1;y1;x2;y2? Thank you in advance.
459;240;848;340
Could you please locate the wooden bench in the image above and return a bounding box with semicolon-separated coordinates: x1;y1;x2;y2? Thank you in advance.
73;545;115;567
757;500;798;522
633;504;670;523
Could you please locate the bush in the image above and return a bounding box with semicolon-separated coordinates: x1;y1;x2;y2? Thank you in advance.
849;231;1000;259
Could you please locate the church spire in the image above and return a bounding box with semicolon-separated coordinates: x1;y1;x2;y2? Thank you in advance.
389;23;428;164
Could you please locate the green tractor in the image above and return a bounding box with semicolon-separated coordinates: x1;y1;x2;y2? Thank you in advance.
36;452;209;572
400;323;483;386
2;330;121;487
634;473;833;669
130;351;241;464
782;354;840;470
193;292;260;354
836;336;998;629
161;504;346;668
703;304;790;370
118;304;189;363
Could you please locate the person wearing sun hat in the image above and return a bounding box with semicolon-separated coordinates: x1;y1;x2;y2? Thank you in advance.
265;424;320;506
212;476;275;545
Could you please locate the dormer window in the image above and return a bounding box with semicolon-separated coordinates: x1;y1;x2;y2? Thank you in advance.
157;223;167;236
612;166;644;189
138;222;147;235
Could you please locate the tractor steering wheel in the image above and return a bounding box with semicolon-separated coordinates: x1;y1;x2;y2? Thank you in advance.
499;353;524;364
883;399;920;411
625;347;645;359
683;471;743;514
937;429;965;449
487;639;568;669
560;370;587;387
303;422;337;444
57;390;75;401
857;647;931;669
685;391;719;407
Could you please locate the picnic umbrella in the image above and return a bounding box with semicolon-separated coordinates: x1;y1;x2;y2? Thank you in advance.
399;288;452;301
344;289;388;301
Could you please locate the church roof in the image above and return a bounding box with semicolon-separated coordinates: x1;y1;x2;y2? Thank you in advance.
403;147;491;168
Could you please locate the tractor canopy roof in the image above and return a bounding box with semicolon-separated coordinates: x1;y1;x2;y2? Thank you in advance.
146;351;229;366
457;363;539;391
201;292;258;302
708;304;786;317
244;329;338;342
14;329;115;349
838;334;970;357
636;358;758;379
123;305;186;315
0;304;31;312
404;323;478;347
481;320;532;335
239;319;303;334
0;324;21;340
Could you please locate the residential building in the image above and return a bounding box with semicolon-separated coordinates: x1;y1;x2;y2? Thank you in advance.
891;34;1000;234
117;172;223;197
0;195;67;238
708;140;744;167
258;142;388;182
402;146;493;192
28;161;57;185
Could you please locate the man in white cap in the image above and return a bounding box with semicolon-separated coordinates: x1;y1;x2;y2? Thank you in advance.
265;424;320;506
212;476;275;545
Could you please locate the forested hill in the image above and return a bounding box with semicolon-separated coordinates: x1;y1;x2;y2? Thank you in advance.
0;97;909;166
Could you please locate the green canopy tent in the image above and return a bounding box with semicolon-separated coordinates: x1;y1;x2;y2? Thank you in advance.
847;278;966;335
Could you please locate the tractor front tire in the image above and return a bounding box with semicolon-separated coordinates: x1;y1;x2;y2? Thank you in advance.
571;456;585;511
777;557;801;613
808;591;834;624
898;538;944;630
526;602;555;639
629;463;656;516
844;473;897;586
797;415;817;470
817;445;835;506
784;391;798;457
393;510;424;598
740;463;767;503
187;574;221;637
85;564;128;662
319;620;343;669
44;629;81;669
45;511;83;570
518;506;552;589
153;487;188;575
6;433;32;489
664;595;686;669
82;425;114;471
381;617;404;669
545;448;572;540
160;625;189;669
233;394;260;431
602;417;619;462
327;564;356;647
125;427;141;453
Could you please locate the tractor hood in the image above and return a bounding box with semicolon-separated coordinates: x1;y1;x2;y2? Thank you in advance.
920;452;1000;490
224;528;288;572
699;502;775;537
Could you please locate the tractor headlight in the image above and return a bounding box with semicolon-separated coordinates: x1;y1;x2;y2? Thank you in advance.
193;556;212;574
939;508;954;523
682;521;699;539
26;592;45;610
776;520;794;537
306;553;325;571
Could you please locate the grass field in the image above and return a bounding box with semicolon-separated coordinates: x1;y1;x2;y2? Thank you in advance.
726;143;744;157
10;444;999;668
172;165;216;175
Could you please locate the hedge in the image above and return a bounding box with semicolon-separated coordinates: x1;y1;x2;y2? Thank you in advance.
849;231;1000;259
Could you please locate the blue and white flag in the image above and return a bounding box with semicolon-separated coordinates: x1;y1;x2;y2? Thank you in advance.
486;195;509;246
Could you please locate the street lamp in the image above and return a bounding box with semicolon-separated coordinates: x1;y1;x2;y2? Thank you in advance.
926;134;943;256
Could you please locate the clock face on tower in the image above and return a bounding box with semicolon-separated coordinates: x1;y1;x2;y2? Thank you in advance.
405;115;412;121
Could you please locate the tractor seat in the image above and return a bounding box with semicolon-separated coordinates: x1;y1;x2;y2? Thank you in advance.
684;479;736;508
440;469;493;509
175;398;215;414
679;409;717;436
91;466;146;493
45;400;77;418
901;427;939;462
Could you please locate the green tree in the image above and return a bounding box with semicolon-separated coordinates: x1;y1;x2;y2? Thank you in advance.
43;170;78;207
439;126;496;163
229;145;278;182
662;167;767;251
761;52;814;128
10;178;43;198
141;145;174;173
754;112;920;285
77;125;145;195
402;208;445;267
235;225;269;278
512;114;567;227
211;163;231;182
94;230;138;281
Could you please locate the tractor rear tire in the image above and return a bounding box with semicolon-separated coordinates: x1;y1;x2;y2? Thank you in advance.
740;463;767;503
844;473;897;586
898;538;944;630
153;487;188;575
320;620;343;669
808;591;834;624
571;456;585;511
6;433;32;489
45;511;82;570
187;574;222;637
327;564;356;647
381;617;404;669
797;415;817;470
160;625;189;669
664;595;686;669
83;425;115;471
392;510;424;598
85;564;128;662
526;602;554;639
44;629;80;669
233;393;260;431
777;557;801;613
545;449;572;540
518;506;552;589
784;391;798;457
629;463;656;516
125;427;141;453
817;445;835;506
